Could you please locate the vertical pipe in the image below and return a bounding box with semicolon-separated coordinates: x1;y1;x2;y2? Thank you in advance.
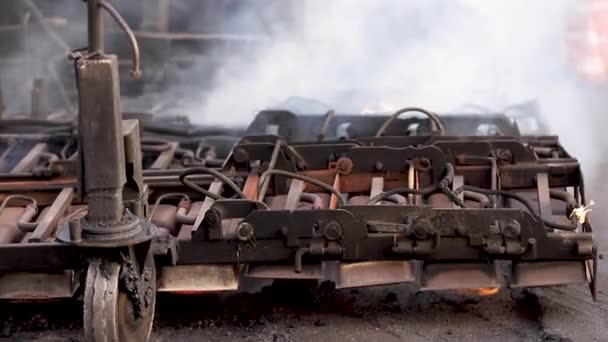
87;0;104;53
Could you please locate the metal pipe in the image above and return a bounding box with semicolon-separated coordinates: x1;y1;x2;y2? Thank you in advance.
376;107;446;137
175;207;196;225
87;0;104;53
16;204;38;232
368;163;455;205
462;190;492;208
99;0;142;78
180;167;246;200
549;189;577;208
260;169;347;206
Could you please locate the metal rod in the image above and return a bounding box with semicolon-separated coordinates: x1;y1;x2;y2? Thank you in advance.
257;140;282;202
99;0;142;78
87;0;104;53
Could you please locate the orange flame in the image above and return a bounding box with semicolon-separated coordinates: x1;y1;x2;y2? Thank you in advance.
476;287;500;296
457;287;501;296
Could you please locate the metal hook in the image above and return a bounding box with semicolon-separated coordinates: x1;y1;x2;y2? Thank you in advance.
97;1;142;79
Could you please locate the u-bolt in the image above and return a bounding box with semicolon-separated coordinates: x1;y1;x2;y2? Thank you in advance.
98;0;142;79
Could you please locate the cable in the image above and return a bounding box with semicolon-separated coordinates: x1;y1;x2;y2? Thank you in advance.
368;163;455;205
259;169;347;206
455;185;578;231
179;167;246;200
375;107;446;137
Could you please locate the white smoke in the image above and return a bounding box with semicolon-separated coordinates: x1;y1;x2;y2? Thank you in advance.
191;0;596;173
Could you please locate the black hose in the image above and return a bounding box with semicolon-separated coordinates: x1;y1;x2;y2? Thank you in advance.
455;185;578;231
375;107;446;137
179;167;246;200
549;189;577;211
463;190;493;208
259;169;347;206
299;193;324;209
368;163;454;205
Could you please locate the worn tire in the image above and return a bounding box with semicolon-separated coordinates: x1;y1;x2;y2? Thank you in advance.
83;255;156;342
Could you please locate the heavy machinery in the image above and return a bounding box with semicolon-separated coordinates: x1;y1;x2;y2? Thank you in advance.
0;1;599;342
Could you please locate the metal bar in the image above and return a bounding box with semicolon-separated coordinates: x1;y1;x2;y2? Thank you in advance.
28;188;74;242
284;179;305;210
407;163;415;205
537;173;552;221
328;173;341;209
257;140;282;202
452;175;464;208
242;172;259;201
10;143;47;174
370;177;384;200
149;141;178;170
191;180;223;235
0;243;78;271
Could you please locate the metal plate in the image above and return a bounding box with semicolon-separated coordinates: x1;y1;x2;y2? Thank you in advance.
336;261;415;289
421;263;499;290
511;261;588;287
0;270;78;300
157;264;239;293
247;264;323;280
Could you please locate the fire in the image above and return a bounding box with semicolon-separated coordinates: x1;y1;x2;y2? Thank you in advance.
476;287;500;296
457;287;501;296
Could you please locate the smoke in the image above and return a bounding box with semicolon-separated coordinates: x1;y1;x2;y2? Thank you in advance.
189;0;597;172
0;0;85;114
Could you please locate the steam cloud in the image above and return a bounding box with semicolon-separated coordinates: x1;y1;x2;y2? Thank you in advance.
192;0;597;175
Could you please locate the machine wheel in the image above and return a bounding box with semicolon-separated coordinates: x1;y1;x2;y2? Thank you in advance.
83;252;156;342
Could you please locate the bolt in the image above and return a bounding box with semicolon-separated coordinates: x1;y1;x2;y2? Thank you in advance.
324;221;342;240
336;157;353;174
416;157;431;171
502;220;521;238
375;161;384;171
496;149;512;163
233;148;249;163
236;222;254;241
204;209;221;226
412;218;433;239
